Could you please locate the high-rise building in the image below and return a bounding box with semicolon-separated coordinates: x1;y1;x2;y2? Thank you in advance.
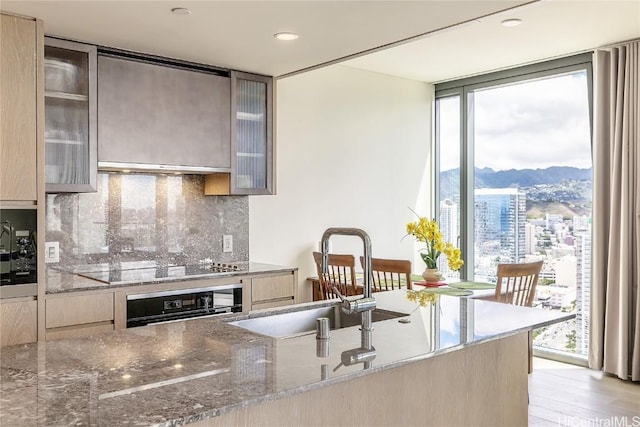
573;215;590;232
555;255;577;288
575;229;592;355
474;188;527;273
525;223;537;254
438;199;458;276
439;199;458;244
546;213;564;229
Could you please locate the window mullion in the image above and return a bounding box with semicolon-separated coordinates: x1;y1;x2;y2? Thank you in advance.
461;87;474;280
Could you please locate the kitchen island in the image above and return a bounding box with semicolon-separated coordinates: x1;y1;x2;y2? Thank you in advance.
0;289;573;426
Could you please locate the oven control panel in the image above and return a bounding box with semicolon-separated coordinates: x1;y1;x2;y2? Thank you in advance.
164;299;183;310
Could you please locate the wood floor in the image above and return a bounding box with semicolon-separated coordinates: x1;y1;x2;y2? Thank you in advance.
529;357;640;426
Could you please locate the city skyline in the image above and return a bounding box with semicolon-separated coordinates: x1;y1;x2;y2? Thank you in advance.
439;195;591;357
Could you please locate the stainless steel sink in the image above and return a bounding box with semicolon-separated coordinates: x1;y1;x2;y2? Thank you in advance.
228;304;408;338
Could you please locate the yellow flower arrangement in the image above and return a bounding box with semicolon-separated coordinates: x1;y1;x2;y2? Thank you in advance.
406;289;439;307
405;214;464;271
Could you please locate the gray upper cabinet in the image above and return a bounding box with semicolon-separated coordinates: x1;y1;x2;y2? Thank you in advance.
97;55;231;173
44;37;97;193
231;71;273;195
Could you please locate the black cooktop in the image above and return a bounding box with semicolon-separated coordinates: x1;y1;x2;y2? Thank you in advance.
79;262;249;285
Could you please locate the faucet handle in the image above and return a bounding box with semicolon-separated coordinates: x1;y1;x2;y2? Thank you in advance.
331;285;352;312
330;284;344;300
331;285;376;314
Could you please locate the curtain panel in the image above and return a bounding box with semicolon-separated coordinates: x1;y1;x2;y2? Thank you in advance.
591;41;639;381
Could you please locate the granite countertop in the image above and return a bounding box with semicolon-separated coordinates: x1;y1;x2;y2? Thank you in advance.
0;290;573;426
45;262;297;294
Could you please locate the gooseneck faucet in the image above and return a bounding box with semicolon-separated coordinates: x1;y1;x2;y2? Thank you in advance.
320;227;377;335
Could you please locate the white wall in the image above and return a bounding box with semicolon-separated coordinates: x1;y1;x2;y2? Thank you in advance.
250;65;434;301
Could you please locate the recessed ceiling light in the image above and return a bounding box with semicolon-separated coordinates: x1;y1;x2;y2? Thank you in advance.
274;32;299;41
171;7;191;15
501;18;522;27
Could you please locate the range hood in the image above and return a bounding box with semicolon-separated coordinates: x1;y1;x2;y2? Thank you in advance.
97;162;230;175
97;52;231;175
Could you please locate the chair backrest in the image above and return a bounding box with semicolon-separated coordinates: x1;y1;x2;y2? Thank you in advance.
494;260;543;307
312;252;357;300
361;256;413;291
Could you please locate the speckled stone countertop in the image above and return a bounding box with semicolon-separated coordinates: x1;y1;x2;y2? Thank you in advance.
0;290;573;426
46;262;297;294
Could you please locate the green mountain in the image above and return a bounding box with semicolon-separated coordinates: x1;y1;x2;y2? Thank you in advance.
440;166;592;218
440;166;592;200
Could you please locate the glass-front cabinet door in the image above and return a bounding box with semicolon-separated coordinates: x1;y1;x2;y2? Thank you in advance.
44;37;97;193
231;71;273;195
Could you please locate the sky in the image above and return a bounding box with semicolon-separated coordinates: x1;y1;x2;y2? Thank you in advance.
439;70;592;172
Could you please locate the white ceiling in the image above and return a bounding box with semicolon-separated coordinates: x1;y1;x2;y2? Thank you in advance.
345;0;640;83
1;1;639;83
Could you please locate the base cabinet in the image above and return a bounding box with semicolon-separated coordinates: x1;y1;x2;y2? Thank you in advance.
45;292;114;339
0;297;37;347
250;271;296;311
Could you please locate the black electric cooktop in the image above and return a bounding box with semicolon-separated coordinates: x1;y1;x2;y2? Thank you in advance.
79;262;249;285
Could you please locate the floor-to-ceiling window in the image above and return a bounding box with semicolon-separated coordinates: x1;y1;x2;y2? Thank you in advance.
435;54;593;362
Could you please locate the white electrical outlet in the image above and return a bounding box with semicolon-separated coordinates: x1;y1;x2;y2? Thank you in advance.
45;241;59;263
222;235;233;253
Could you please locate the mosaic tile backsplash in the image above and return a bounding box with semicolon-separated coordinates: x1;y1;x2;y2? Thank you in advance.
46;173;248;272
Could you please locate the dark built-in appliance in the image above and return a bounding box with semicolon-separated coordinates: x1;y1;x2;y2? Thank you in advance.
126;284;242;328
0;209;37;288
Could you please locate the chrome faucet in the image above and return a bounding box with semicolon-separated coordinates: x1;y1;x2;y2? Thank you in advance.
320;227;376;334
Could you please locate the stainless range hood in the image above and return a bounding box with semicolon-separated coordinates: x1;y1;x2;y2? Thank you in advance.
97;52;231;175
97;162;230;174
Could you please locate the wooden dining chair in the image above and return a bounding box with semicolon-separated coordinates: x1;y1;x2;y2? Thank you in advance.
312;252;358;300
494;260;543;307
493;260;544;373
360;257;413;292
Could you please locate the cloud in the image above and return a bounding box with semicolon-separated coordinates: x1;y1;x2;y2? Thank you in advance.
438;71;592;171
474;73;592;170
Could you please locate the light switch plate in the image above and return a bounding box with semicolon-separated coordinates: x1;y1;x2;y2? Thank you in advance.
222;235;233;253
45;241;59;263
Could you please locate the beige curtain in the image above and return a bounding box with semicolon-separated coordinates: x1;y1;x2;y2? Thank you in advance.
591;41;639;381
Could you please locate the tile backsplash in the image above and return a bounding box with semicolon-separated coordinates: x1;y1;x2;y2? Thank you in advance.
46;173;248;271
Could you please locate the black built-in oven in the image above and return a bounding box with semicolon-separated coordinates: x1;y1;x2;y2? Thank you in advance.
126;284;242;327
0;209;37;289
